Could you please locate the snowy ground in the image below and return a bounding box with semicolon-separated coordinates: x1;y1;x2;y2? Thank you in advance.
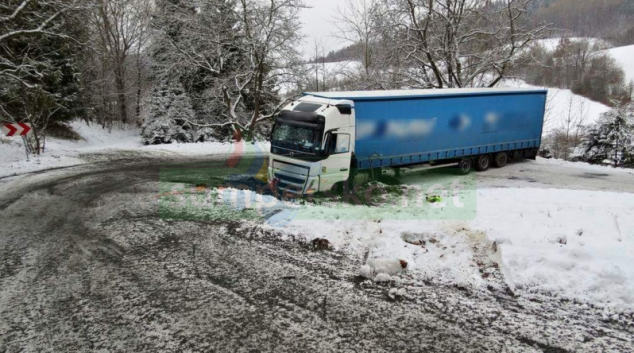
501;79;611;134
534;37;609;52
3;159;632;351
606;44;634;85
0;121;264;179
172;158;634;315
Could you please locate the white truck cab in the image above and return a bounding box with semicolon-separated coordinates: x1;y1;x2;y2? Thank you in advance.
268;95;355;195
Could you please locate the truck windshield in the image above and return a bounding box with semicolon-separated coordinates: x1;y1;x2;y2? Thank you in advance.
271;123;323;155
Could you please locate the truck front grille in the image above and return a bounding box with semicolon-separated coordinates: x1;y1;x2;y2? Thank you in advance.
272;160;310;193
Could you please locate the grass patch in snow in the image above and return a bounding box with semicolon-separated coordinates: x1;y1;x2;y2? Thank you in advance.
158;165;478;224
298;169;478;221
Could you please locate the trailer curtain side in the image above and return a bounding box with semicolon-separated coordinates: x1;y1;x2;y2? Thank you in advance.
347;91;547;169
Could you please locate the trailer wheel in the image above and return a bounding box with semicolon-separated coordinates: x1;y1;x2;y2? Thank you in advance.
458;158;473;175
493;152;508;168
475;155;491;172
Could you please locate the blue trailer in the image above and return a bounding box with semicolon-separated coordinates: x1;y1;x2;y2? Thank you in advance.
268;88;547;194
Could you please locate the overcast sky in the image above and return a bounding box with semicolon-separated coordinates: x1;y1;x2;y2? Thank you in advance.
299;0;347;57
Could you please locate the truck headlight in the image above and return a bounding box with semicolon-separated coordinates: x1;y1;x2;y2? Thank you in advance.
305;177;318;194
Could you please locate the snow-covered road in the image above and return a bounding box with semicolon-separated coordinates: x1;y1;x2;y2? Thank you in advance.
0;156;633;352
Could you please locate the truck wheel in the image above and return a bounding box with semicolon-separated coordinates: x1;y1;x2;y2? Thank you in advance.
330;181;343;194
349;170;370;190
493;152;508;168
458;158;473;175
475;155;491;172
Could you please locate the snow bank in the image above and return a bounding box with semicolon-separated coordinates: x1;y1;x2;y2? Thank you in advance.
263;182;634;311
536;156;634;175
272;211;485;288
0;121;140;178
474;188;634;311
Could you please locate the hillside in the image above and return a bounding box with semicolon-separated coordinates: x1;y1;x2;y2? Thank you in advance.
607;45;634;84
534;37;608;51
502;80;610;134
531;0;634;46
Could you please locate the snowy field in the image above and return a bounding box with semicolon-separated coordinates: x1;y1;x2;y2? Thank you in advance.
541;87;610;134
535;37;609;52
606;44;634;84
501;79;611;134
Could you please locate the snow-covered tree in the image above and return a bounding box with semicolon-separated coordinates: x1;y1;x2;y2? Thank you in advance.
580;103;634;168
141;78;197;145
1;0;88;154
143;0;304;143
88;0;151;127
354;0;549;89
144;0;245;142
1;0;85;87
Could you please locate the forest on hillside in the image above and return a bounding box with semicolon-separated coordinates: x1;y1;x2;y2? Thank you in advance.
317;0;634;63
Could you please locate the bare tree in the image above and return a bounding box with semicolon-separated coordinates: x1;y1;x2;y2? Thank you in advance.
552;94;590;159
561;94;576;159
91;0;147;126
238;0;307;136
375;0;549;88
310;38;327;91
574;98;589;142
133;0;151;123
334;0;379;77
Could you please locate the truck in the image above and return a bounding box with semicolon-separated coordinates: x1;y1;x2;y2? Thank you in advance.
268;88;547;195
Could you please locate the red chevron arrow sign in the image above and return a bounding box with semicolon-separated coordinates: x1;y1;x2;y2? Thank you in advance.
2;123;32;136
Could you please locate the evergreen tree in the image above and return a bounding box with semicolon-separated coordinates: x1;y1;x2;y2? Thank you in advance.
1;1;86;121
581;103;634;167
1;0;87;153
150;0;244;120
142;0;247;142
141;78;196;144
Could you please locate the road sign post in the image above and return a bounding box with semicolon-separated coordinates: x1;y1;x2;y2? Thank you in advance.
2;123;32;136
2;122;33;161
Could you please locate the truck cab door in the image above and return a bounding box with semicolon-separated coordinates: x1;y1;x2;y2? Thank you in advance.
320;132;352;191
